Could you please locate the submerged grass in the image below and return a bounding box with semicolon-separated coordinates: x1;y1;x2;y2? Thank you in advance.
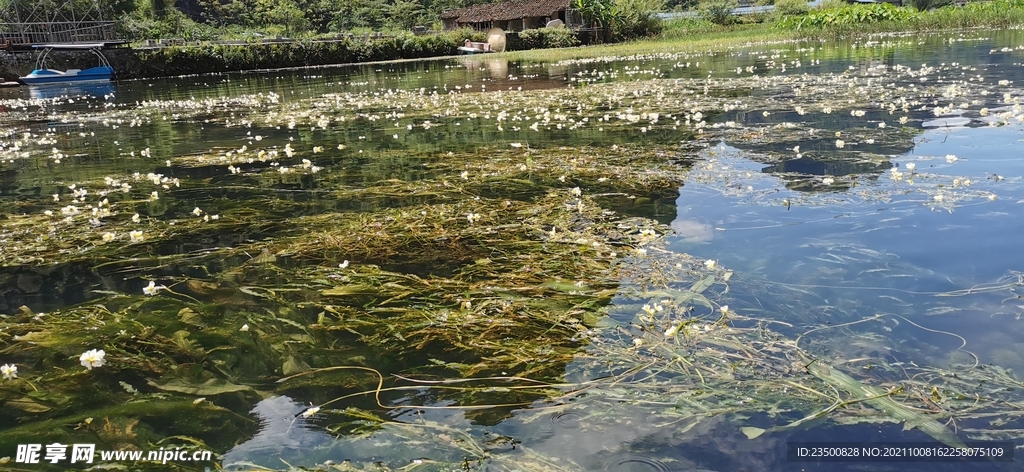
2;34;1024;469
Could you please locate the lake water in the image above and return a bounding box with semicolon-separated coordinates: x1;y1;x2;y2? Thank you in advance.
1;30;1023;471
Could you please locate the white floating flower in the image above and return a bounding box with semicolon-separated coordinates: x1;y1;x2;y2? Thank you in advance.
102;232;116;243
570;187;582;197
1;363;16;380
460;171;469;180
467;212;480;224
945;154;958;163
720;305;730;314
143;281;162;296
934;194;944;202
192;207;202;216
899;116;909;124
704;259;716;270
835;139;845;149
822;177;834;185
664;323;681;338
150;191;159;201
339;260;350;269
79;349;106;370
129;230;145;243
906;162;916;172
878;122;886;128
240;324;250;332
132;213;141;223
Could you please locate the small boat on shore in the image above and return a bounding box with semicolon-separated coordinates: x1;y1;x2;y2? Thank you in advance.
458;40;493;55
19;44;115;85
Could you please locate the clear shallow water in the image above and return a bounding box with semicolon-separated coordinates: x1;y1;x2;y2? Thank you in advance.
2;30;1024;471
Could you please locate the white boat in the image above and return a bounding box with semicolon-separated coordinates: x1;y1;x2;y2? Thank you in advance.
19;44;115;85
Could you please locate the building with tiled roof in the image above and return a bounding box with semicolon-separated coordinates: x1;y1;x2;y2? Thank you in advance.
441;0;575;31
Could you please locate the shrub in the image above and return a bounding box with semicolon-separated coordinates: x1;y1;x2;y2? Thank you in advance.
517;27;581;49
774;0;811;16
611;0;667;39
776;3;915;29
699;0;739;25
815;0;846;9
906;0;952;10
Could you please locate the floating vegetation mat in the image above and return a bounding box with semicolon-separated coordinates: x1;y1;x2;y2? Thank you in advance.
2;38;1024;470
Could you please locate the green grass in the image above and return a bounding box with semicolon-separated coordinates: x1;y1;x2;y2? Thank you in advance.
498;0;1024;63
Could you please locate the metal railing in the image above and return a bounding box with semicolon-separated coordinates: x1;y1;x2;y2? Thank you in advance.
0;21;116;45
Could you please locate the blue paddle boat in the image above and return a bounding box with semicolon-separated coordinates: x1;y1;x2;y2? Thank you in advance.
19;44;114;85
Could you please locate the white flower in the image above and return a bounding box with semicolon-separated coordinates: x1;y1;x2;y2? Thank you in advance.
905;162;916;172
129;230;144;243
570;187;582;197
79;349;106;370
933;194;944;202
150;191;159;200
945;154;958;163
192;207;202;216
302;406;321;418
704;259;716;270
835;139;845;149
899;116;909;124
878;122;886;128
1;363;16;380
132;213;141;223
460;171;469;180
822;177;834;185
664;323;680;338
793;145;800;153
143;281;162;296
720;305;730;314
102;232;116;242
467;212;480;224
239;324;250;332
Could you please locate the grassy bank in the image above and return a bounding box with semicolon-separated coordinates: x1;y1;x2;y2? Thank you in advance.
502;0;1024;63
